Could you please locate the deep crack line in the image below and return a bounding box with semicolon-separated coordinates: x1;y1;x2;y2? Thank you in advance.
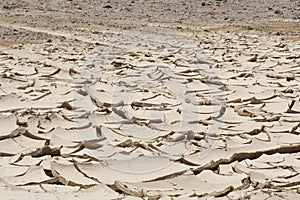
192;143;300;174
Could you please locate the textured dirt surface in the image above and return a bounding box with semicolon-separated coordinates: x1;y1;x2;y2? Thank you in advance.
0;0;300;199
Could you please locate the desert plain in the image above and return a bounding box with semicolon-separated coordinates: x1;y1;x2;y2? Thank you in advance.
0;0;300;199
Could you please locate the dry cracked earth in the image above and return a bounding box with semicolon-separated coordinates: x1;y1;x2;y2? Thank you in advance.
0;0;300;200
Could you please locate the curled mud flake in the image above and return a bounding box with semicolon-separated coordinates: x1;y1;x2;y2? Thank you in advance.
0;163;29;178
0;93;31;112
12;66;38;76
254;101;283;116
0;114;19;139
30;141;62;158
16;80;35;90
50;132;79;148
197;169;248;189
75;158;188;184
82;138;105;150
1;165;52;186
114;181;162;199
124;173;240;197
50;160;99;187
30;90;52;101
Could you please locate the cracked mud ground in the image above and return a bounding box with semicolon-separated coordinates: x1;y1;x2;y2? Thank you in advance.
0;0;300;199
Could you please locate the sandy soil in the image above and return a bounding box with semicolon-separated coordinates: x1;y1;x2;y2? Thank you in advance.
0;0;300;199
